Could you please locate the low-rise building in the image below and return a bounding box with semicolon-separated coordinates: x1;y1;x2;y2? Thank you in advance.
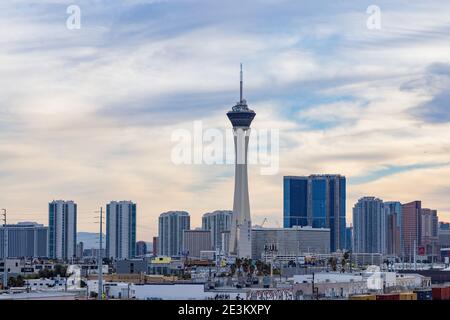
251;226;330;261
182;229;212;259
0;222;48;259
292;273;367;299
25;277;67;290
116;259;148;275
148;256;183;276
86;280;136;299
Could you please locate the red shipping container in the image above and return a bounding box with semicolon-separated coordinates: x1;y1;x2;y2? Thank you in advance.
445;287;450;300
432;287;448;300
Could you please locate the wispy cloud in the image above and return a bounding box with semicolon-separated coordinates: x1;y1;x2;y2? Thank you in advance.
1;0;450;239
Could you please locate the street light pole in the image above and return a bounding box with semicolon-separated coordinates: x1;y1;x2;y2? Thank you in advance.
98;207;103;300
1;209;7;290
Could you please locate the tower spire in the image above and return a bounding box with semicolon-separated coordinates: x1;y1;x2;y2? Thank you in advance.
240;63;243;103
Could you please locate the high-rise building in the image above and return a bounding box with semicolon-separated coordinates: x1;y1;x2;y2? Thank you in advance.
158;211;190;257
221;231;230;255
0;222;48;259
438;222;450;249
353;197;387;254
384;201;402;256
251;226;330;260
105;201;137;260
202;210;232;252
402;201;422;262
48;200;77;260
421;208;439;259
344;226;353;252
152;236;158;256
440;222;450;230
284;176;308;228
136;241;147;257
386;212;401;256
76;242;84;259
227;65;255;259
182;229;212;259
283;175;346;252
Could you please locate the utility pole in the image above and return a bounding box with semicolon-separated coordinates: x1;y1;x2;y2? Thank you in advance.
413;240;417;271
95;207;104;300
350;251;353;273
2;209;7;290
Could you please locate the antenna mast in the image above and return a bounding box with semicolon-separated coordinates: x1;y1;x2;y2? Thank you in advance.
240;63;243;103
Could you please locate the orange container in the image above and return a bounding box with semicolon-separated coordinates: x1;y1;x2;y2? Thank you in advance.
349;295;376;300
376;293;400;301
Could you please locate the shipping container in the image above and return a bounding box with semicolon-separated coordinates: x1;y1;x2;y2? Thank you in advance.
376;293;400;301
399;292;417;300
432;287;450;300
414;289;432;301
349;294;376;301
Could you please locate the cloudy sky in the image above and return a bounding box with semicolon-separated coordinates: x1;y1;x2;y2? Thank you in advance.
1;0;450;241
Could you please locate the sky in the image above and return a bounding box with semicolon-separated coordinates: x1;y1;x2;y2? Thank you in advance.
1;0;450;241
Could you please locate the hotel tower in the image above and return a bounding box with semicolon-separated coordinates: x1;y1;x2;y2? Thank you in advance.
227;65;255;258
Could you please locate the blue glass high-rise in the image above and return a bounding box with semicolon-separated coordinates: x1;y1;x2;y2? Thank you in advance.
283;175;346;252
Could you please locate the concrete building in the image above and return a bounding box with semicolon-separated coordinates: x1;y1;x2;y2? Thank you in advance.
82;248;106;259
136;241;147;257
202;210;232;253
106;201;137;260
439;223;450;250
420;208;439;260
0;222;47;259
158;211;190;257
182;229;212;259
386;212;401;256
152;237;158;256
384;201;403;255
0;259;56;277
344;226;353;252
116;259;148;275
227;65;255;259
148;256;183;276
86;280;136;299
402;201;422;262
221;231;230;255
353;197;387;254
48;200;77;261
76;242;84;259
283;175;346;252
251;226;330;260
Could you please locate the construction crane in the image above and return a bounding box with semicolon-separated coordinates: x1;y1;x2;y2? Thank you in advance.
254;218;268;228
261;218;268;227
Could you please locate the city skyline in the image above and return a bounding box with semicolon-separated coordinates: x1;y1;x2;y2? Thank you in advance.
1;1;450;241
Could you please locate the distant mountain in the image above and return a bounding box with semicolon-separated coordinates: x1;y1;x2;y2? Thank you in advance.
77;232;105;249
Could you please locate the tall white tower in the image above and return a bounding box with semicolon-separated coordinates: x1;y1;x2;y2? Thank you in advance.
227;64;255;258
48;200;77;261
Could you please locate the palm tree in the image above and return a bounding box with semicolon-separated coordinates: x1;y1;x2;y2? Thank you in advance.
341;258;347;272
230;264;236;276
249;265;255;275
235;258;242;269
328;257;337;271
255;260;261;275
242;258;249;274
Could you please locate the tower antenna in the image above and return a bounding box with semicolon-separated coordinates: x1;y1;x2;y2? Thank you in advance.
240;63;243;103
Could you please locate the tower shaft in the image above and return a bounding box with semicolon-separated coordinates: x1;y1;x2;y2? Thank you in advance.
229;128;252;258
